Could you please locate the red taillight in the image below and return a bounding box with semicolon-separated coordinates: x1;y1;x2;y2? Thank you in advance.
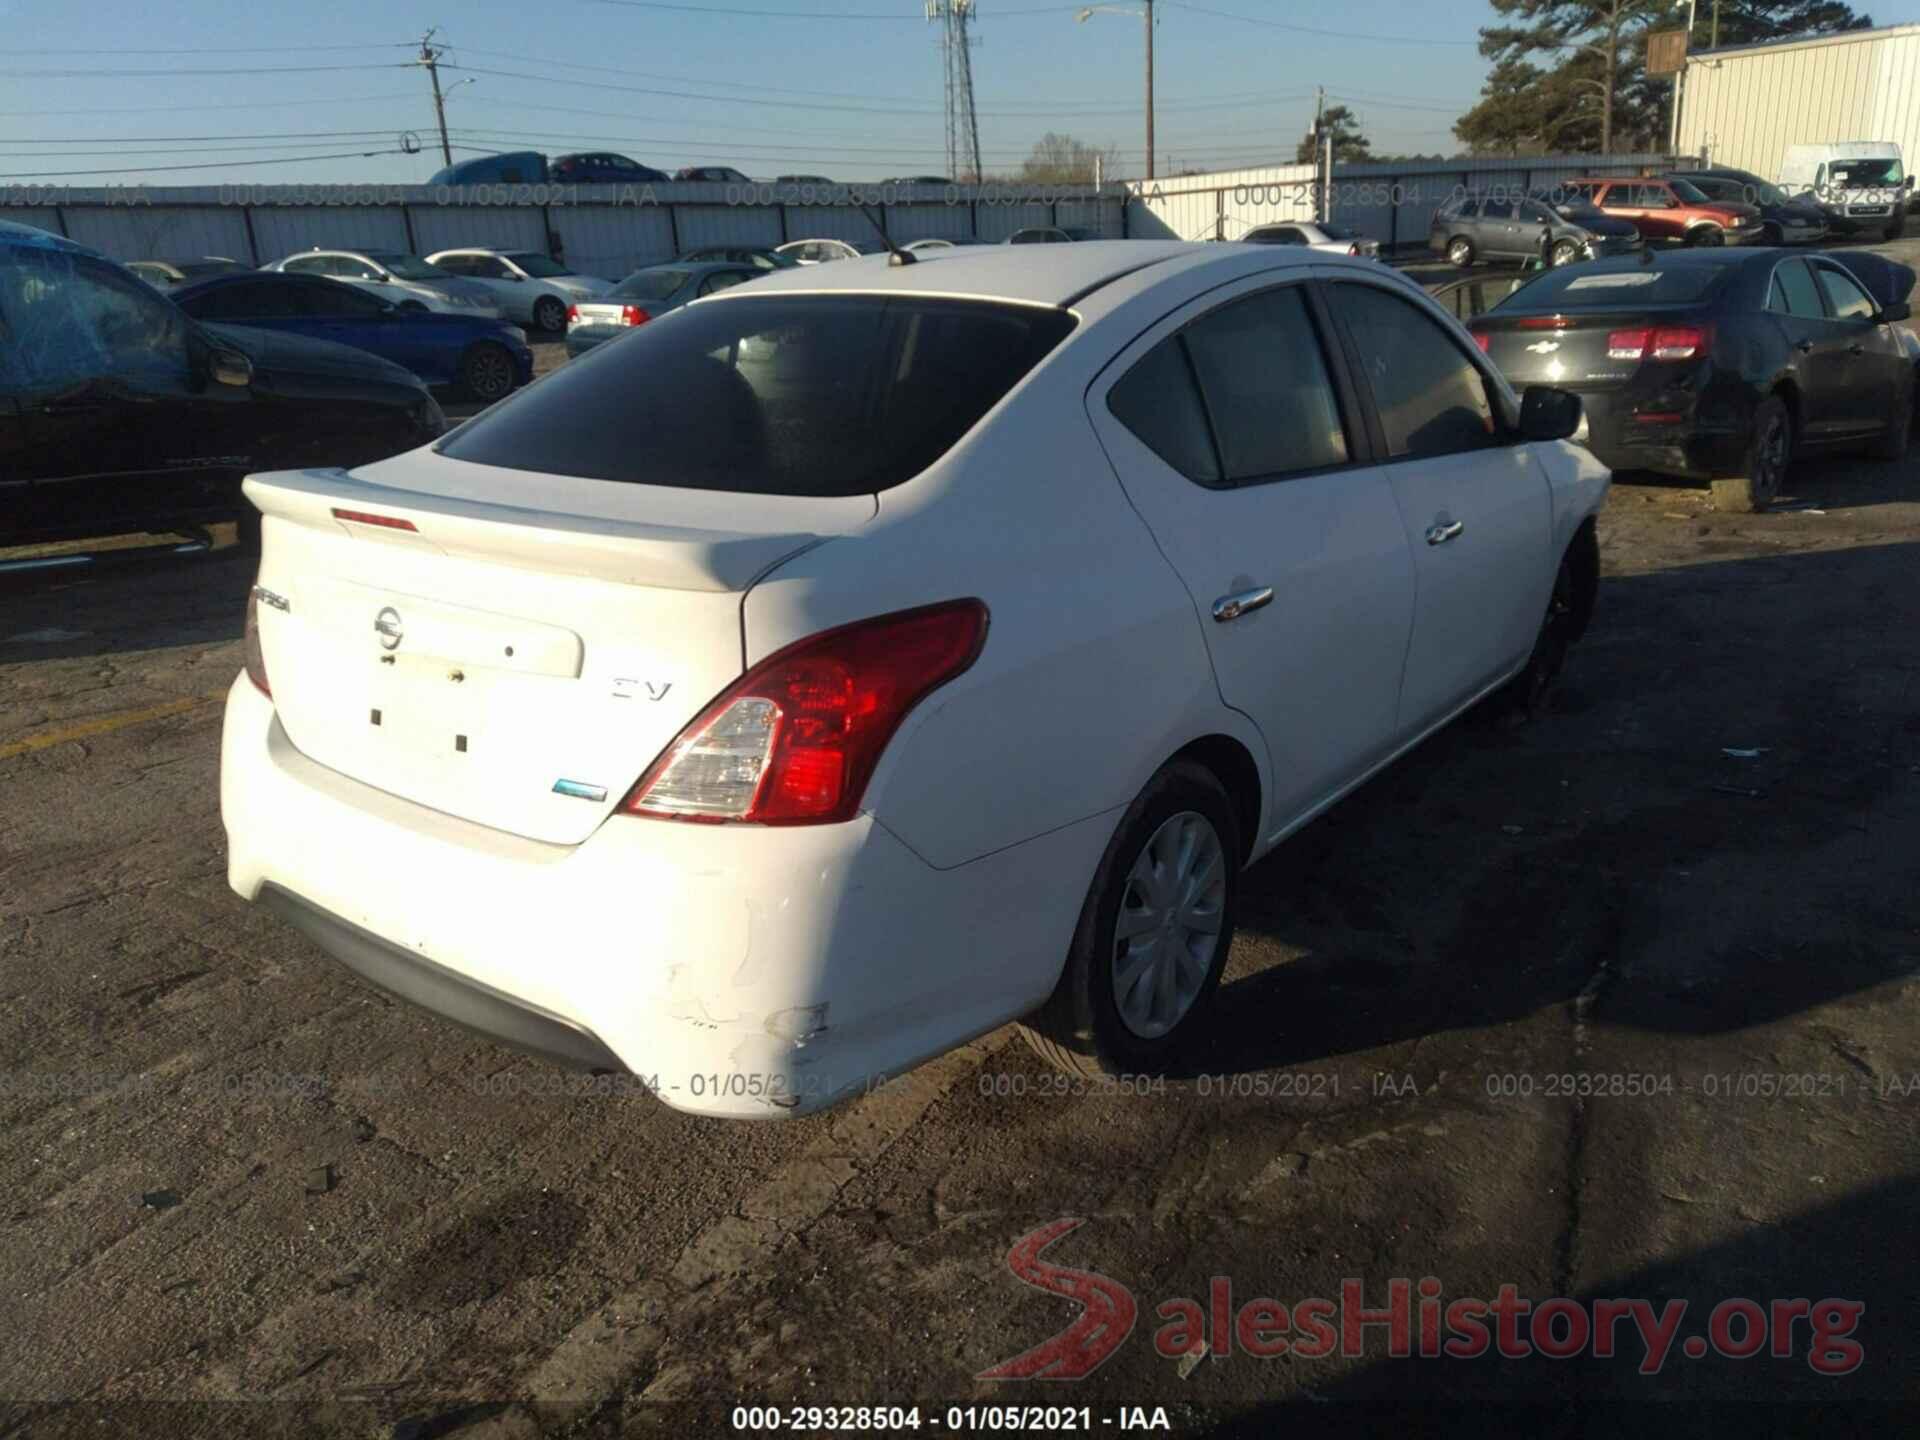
621;600;989;826
1473;331;1491;353
620;305;651;327
1348;243;1359;256
1650;324;1710;360
1607;327;1650;361
1517;315;1573;330
565;303;579;324
243;588;271;698
330;507;417;532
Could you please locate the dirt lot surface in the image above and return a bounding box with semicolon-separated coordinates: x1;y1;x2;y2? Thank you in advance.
6;339;1920;1436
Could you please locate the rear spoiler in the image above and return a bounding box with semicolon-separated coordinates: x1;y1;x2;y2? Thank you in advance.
243;468;833;593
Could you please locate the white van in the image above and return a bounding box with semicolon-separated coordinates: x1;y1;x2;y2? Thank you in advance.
1777;141;1911;239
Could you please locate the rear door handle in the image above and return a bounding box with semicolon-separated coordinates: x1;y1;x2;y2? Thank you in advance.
1211;586;1273;623
1426;520;1465;546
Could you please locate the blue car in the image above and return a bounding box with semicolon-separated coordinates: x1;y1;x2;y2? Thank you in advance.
169;271;534;402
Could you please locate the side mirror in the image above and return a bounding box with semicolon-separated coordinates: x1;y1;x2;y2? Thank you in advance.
1882;300;1911;323
210;350;253;388
1519;385;1583;442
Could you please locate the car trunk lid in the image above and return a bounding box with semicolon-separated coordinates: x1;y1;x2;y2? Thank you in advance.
1471;301;1710;389
243;454;874;845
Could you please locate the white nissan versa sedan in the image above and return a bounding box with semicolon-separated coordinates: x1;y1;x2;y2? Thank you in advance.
221;241;1608;1118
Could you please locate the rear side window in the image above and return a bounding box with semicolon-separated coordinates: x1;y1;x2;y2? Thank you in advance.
1332;283;1496;460
1182;288;1349;480
438;295;1075;497
1107;335;1220;485
1773;260;1827;318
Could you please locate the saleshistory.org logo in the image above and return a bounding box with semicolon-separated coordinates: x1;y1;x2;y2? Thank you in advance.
977;1219;1866;1379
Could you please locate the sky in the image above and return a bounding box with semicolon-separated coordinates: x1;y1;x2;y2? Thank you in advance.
1;0;1917;187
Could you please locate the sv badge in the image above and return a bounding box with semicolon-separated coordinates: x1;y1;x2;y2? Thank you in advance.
612;678;674;701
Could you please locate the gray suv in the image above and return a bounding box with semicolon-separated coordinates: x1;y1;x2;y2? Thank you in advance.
1428;191;1642;268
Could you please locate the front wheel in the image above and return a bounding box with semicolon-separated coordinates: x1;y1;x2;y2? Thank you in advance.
460;342;517;403
1689;226;1725;247
1760;222;1783;246
1019;760;1240;1079
1710;395;1791;512
1551;238;1581;266
1446;236;1475;267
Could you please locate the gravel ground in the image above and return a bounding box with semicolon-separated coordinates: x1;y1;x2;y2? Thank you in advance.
4;271;1920;1437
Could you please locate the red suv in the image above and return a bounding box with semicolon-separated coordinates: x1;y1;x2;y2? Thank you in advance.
1565;177;1764;245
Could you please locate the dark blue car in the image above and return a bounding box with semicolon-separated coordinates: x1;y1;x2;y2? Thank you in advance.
170;271;534;401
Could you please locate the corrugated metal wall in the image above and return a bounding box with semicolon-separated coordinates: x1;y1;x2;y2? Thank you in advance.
6;184;1126;280
1677;25;1920;179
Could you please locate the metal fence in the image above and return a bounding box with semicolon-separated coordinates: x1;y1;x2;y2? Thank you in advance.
0;182;1125;281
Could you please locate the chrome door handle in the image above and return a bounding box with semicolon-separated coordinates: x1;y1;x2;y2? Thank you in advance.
1426;520;1465;545
1212;586;1274;622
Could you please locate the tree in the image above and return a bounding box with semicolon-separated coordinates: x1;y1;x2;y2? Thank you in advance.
1296;105;1374;164
1455;0;1871;155
1021;133;1120;184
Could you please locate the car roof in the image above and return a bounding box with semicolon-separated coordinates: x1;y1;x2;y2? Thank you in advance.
0;219;89;255
707;240;1304;307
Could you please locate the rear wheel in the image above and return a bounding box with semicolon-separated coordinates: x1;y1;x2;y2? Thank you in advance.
532;296;567;334
1505;520;1598;717
1446;236;1475;267
1710;395;1791;512
1018;760;1239;1079
460;342;517;403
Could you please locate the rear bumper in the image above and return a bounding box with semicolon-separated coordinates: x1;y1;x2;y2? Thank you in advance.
220;677;1104;1118
1576;389;1747;479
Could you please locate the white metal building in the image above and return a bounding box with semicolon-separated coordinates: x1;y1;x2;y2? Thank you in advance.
1677;23;1920;179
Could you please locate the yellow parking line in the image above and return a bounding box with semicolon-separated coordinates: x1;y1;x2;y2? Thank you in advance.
0;694;223;761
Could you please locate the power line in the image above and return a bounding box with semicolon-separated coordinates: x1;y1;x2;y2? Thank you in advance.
0;129;427;145
586;0;1077;17
0;63;418;78
4;43;417;55
0;92;425;116
0;147;419;180
1161;0;1479;46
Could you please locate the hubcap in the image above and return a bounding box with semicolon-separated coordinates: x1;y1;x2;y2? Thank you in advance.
472;351;512;398
1449;241;1470;265
536;299;564;331
1111;811;1226;1040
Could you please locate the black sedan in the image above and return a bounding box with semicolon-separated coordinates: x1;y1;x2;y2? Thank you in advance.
1467;249;1913;512
0;222;443;555
1670;169;1829;246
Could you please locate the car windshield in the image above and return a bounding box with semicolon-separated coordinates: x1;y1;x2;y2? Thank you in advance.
1529;193;1603;221
438;295;1077;497
505;252;571;278
612;268;691;300
1832;158;1905;186
1668;178;1711;203
365;253;448;280
1501;261;1730;310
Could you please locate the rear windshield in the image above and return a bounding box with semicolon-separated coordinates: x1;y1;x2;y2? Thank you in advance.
614;269;690;300
1499;263;1730;310
438;294;1077;497
1317;223;1362;240
507;252;570;277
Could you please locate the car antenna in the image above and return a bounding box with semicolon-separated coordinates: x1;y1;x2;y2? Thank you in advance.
855;200;917;266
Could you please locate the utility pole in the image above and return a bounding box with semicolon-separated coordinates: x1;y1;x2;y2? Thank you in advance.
419;28;452;169
1710;0;1719;48
1144;0;1155;180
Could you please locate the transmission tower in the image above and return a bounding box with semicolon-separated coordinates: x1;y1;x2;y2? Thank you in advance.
927;0;983;181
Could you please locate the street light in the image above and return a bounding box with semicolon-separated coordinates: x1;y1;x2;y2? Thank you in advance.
1076;1;1154;179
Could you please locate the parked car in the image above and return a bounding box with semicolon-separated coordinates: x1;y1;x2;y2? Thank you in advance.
774;238;879;265
172;272;534;402
676;245;801;272
675;166;753;183
903;238;961;252
222;240;1604;1117
1825;249;1920;414
0;222;442;553
427;152;547;187
1006;227;1094;244
1561;176;1763;246
551;152;670;184
126;257;254;289
262;249;504;319
1241;221;1380;258
563;261;760;358
1668;169;1827;246
884;175;955;185
425;248;612;333
775;174;835;185
1428;270;1537;323
1777;141;1910;239
1429;191;1640;268
1466;249;1913;512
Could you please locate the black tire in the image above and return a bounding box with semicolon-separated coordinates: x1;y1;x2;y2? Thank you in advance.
1760;222;1783;246
1688;226;1725;247
1445;236;1475;267
460;342;517;403
1018;760;1241;1080
1886;219;1906;242
1709;394;1791;513
532;295;568;334
1504;519;1598;717
1550;238;1581;267
1870;381;1913;460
